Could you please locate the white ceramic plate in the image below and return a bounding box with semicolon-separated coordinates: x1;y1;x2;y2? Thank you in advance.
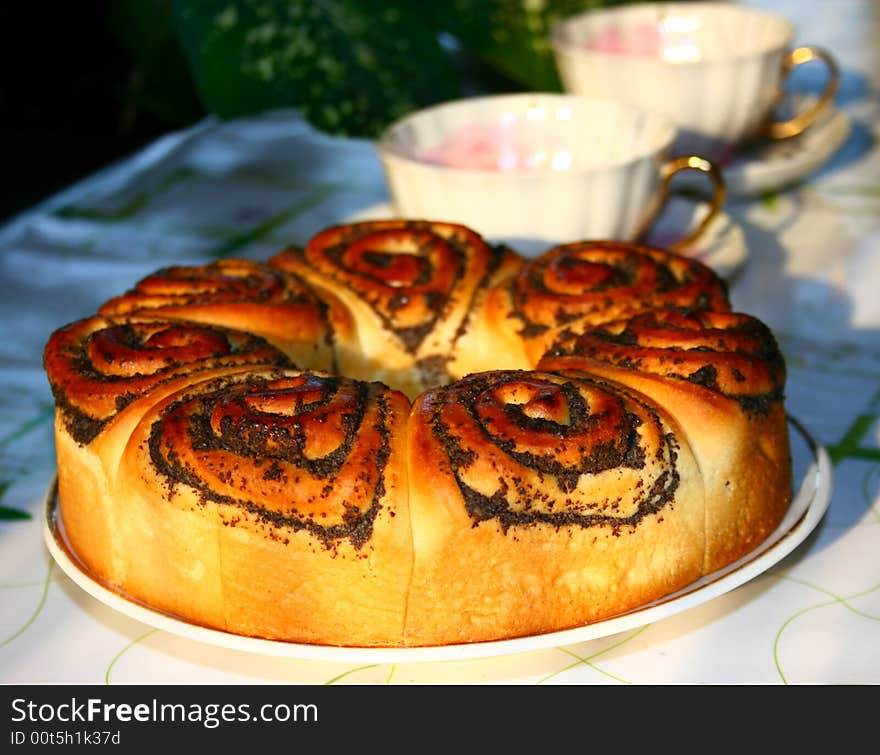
345;196;748;282
705;96;851;198
43;416;831;665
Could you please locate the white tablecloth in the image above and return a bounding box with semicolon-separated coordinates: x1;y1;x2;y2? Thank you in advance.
1;0;878;684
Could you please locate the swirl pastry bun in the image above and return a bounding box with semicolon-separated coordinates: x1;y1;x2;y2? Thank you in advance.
113;369;413;646
537;307;792;571
484;239;731;368
405;369;706;645
43;316;294;586
269;220;522;398
44;221;793;647
99;259;353;372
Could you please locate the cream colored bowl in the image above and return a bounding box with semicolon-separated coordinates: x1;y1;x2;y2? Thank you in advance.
376;92;724;256
551;1;839;161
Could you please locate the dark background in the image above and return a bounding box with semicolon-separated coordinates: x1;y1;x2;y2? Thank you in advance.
0;0;568;225
0;3;204;224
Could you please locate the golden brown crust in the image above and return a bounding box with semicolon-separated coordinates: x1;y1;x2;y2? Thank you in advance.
54;416;117;584
485;240;731;366
404;370;706;645
443;243;527;379
98;259;352;371
44;317;296;587
539;307;786;403
43;315;293;445
269;220;521;398
113;369;413;646
538;308;792;570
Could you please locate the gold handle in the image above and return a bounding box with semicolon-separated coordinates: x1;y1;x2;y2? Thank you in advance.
766;46;840;140
643;155;727;253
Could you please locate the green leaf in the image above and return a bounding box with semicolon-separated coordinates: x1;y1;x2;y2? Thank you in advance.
0;481;31;520
170;0;461;137
0;506;32;521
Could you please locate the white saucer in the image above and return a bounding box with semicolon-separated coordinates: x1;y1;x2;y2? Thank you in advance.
345;196;748;282
718;96;851;197
43;416;830;665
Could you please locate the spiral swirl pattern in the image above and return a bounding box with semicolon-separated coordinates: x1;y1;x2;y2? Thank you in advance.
99;259;308;313
417;370;683;531
43;317;292;444
539;308;786;413
505;240;730;339
273;220;508;354
98;259;344;370
145;370;403;550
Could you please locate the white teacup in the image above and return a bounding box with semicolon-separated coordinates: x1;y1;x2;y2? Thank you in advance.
551;1;840;162
375;92;725;257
